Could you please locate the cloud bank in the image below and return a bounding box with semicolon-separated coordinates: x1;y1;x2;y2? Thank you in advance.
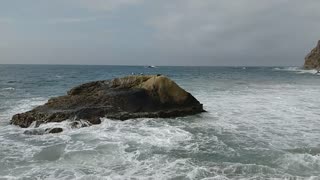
0;0;319;66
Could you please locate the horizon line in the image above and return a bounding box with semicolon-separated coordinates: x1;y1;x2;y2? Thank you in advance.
0;63;302;68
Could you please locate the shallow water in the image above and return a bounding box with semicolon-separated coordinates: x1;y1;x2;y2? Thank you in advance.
0;65;320;179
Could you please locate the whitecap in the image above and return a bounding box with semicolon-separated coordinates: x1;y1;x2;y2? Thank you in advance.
0;97;48;126
276;153;320;177
1;87;15;91
273;66;318;75
5;97;47;115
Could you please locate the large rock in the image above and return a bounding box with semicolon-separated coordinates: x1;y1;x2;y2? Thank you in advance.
11;75;205;128
304;40;320;69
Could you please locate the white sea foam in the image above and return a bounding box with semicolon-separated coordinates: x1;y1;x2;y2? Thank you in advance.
0;97;47;123
0;117;198;178
276;153;320;177
1;87;15;91
273;66;319;74
1;68;320;179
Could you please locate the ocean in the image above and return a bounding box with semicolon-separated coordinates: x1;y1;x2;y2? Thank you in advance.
0;65;320;179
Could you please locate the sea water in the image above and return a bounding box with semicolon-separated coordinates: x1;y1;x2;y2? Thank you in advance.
0;65;320;179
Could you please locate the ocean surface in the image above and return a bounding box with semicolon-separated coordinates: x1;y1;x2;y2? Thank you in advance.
0;65;320;180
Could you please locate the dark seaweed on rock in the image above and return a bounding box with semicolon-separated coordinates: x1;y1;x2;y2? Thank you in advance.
11;75;205;128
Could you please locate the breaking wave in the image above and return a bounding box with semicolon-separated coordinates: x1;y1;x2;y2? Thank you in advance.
1;66;320;179
273;66;319;75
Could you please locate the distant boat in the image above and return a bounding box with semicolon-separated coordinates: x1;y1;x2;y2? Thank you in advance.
145;65;157;68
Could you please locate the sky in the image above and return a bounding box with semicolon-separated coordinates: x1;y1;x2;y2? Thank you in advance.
0;0;320;66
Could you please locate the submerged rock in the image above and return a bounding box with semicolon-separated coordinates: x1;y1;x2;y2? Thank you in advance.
11;75;205;128
304;40;320;69
69;120;91;129
45;127;63;134
23;127;63;135
24;129;45;135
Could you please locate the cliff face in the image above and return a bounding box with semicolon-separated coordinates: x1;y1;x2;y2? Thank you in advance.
304;40;320;69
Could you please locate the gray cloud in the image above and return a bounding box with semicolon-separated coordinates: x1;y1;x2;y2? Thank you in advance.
48;17;100;24
0;0;320;66
74;0;145;11
148;0;320;66
0;18;13;24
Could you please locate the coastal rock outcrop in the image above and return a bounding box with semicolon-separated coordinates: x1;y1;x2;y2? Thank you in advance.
11;75;205;129
304;40;320;69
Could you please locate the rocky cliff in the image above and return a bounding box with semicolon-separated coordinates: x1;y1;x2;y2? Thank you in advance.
304;40;320;69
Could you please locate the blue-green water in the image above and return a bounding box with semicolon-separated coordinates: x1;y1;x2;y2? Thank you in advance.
0;65;320;179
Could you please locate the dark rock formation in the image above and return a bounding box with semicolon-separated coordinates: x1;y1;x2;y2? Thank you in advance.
11;75;205;128
304;40;320;69
46;127;63;134
23;129;45;135
23;127;63;135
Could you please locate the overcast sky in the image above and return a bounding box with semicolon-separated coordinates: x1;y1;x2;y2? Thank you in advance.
0;0;319;66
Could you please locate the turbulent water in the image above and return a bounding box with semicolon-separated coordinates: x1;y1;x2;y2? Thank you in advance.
0;65;320;179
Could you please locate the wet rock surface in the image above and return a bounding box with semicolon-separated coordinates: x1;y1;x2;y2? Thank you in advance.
12;75;205;128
